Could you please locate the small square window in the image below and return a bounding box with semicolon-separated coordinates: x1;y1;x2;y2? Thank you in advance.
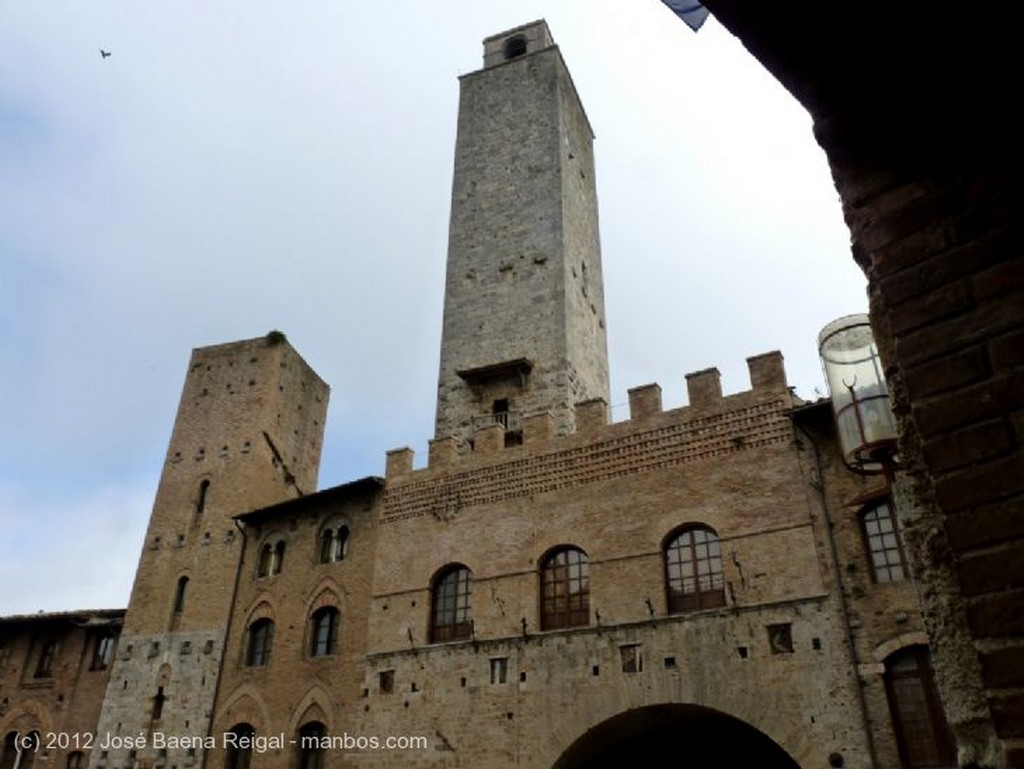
490;657;508;685
620;644;643;673
767;623;794;654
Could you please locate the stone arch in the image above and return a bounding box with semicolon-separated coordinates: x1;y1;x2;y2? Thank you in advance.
289;686;334;734
872;631;930;663
0;700;53;739
552;704;801;769
241;598;276;626
211;687;270;737
303;582;343;617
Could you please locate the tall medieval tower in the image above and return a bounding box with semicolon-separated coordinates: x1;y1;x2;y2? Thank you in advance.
91;335;327;768
435;20;610;446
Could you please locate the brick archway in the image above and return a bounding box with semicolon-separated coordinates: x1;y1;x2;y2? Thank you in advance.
552;704;800;769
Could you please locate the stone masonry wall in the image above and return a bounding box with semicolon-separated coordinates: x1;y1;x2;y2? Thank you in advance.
91;336;328;769
435;22;609;445
364;354;878;767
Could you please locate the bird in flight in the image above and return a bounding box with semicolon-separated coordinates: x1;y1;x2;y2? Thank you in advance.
100;49;111;58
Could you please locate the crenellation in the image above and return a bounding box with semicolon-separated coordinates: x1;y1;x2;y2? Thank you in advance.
381;395;794;524
686;367;723;409
628;383;663;421
747;350;788;392
473;423;505;455
523;411;555;444
396;356;793;475
385;447;414;479
428;436;458;469
575;397;609;435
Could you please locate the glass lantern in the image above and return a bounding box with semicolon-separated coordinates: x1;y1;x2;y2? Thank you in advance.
818;314;898;473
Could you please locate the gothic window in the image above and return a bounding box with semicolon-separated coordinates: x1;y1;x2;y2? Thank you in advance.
318;525;348;564
540;547;589;630
245;619;273;667
34;640;57;678
665;525;726;613
884;646;955;768
296;722;326;769
257;540;284;577
430;565;472;643
67;752;85;769
309;607;340;657
863;501;906;583
224;724;254;769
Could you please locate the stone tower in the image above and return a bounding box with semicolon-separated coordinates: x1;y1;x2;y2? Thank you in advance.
435;20;610;446
91;334;328;769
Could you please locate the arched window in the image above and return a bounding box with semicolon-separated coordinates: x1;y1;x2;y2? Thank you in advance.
884;646;955;767
224;724;254;769
173;576;188;614
540;547;589;630
257;544;273;577
257;540;285;577
309;607;340;657
66;752;85;769
504;35;527;60
665;525;726;612
318;525;349;564
296;722;326;769
863;501;906;583
430;565;472;643
245;619;274;666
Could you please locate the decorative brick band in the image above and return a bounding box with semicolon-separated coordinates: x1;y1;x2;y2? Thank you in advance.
382;399;792;522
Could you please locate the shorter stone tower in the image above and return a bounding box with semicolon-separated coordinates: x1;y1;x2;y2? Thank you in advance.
90;334;328;769
435;20;610;447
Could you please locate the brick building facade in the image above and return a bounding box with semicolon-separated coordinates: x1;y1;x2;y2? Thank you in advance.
2;18;977;769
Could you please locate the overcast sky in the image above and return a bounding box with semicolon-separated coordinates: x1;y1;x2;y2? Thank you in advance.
0;2;866;615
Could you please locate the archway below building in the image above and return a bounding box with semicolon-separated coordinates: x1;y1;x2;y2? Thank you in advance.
553;704;801;769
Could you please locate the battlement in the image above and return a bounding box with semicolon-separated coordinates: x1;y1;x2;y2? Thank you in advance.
385;351;793;484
